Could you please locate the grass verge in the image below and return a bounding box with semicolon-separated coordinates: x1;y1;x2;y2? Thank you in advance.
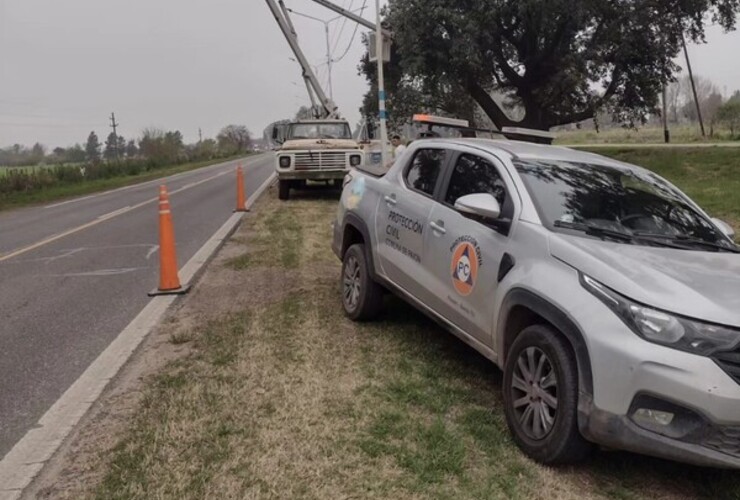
83;179;739;500
0;155;251;212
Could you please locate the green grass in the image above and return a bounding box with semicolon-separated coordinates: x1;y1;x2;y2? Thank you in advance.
0;155;250;211
555;125;740;145
87;168;740;499
589;147;740;231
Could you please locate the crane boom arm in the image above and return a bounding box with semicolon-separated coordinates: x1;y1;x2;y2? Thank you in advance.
264;0;339;118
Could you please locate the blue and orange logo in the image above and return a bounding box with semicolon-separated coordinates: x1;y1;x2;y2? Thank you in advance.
451;242;478;296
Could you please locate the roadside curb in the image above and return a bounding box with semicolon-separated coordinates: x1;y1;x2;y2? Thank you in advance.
0;173;276;500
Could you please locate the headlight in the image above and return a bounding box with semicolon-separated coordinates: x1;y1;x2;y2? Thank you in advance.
580;273;740;356
279;156;291;168
350;154;362;167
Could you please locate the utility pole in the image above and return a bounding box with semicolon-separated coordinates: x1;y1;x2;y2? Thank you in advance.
375;0;389;168
662;86;670;143
198;128;203;143
109;112;120;161
681;33;706;138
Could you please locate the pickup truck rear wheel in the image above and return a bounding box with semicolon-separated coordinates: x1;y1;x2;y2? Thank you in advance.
502;325;592;464
278;180;290;200
342;244;383;321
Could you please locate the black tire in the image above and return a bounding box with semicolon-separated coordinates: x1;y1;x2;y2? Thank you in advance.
341;244;383;321
502;324;593;464
332;179;343;189
278;179;290;200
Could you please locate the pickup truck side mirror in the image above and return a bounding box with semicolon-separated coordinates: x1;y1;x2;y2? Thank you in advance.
454;193;501;221
711;217;736;239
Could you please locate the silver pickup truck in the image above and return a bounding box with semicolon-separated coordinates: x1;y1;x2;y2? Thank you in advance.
332;138;740;468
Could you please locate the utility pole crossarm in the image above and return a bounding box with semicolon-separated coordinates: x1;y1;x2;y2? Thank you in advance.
309;0;391;37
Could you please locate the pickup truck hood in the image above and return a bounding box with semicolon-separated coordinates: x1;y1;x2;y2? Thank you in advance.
549;234;740;327
281;139;359;150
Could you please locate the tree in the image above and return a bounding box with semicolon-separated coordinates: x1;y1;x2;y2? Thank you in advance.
104;132;120;160
680;75;723;123
85;131;101;163
217;125;251;156
138;128;184;166
125;139;138;158
375;0;740;130
295;106;315;120
715;100;740;137
65;144;87;163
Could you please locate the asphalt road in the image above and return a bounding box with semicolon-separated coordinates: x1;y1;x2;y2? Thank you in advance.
0;154;273;458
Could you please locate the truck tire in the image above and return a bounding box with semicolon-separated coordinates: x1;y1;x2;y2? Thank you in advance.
502;324;592;464
341;244;383;321
278;180;290;200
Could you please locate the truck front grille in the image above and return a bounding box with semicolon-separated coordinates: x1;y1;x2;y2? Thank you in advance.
713;347;740;385
294;151;347;170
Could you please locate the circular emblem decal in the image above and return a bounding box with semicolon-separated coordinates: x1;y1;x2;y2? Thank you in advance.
451;242;478;296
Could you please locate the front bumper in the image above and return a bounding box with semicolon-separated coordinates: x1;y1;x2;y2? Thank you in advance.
277;169;348;181
575;294;740;468
581;402;740;469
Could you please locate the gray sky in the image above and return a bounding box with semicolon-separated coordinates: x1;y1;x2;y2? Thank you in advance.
0;1;738;149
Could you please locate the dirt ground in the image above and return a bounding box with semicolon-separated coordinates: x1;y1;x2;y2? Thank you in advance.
26;184;740;500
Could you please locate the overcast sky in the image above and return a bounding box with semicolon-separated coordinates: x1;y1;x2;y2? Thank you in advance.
1;1;739;149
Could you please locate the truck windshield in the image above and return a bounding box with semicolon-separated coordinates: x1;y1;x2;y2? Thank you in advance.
515;159;735;249
289;123;351;140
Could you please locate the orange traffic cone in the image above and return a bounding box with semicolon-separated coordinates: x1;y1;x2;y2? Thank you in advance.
234;165;249;212
149;185;190;296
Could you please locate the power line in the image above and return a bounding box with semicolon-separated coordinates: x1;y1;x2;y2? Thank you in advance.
330;0;353;55
332;0;368;64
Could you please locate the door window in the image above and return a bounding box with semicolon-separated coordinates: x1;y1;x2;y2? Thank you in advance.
405;149;446;197
445;153;512;218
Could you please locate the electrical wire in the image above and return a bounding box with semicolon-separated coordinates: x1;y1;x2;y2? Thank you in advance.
331;0;368;64
330;0;353;55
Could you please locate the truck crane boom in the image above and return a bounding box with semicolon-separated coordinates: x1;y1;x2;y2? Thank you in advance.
264;0;340;119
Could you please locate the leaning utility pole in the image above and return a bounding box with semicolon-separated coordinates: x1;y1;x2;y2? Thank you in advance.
681;33;706;138
109;112;120;161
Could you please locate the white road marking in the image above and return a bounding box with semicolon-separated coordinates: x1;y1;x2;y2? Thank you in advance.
0;173;276;499
50;267;144;277
145;245;159;260
96;206;131;220
0;168;237;264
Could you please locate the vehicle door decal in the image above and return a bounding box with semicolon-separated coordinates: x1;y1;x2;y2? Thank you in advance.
451;237;483;296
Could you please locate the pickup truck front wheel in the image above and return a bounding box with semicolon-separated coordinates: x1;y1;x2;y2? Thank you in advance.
342;244;383;321
502;325;592;464
278;180;290;200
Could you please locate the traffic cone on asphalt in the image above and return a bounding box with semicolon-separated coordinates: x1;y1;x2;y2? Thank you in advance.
235;165;249;212
149;185;190;296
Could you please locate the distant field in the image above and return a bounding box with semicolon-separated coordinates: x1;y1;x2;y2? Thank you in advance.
555;125;739;145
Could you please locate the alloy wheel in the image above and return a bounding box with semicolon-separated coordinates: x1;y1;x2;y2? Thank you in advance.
343;255;361;311
510;346;559;440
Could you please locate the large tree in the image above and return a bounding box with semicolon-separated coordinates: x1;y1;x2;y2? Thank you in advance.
369;0;740;130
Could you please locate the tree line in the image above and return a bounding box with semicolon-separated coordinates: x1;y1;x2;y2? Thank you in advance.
0;124;252;198
0;124;252;168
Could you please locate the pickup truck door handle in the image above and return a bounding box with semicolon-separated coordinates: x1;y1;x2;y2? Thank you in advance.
430;220;446;235
384;194;397;206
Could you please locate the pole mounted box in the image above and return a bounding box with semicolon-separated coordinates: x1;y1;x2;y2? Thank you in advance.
368;32;391;63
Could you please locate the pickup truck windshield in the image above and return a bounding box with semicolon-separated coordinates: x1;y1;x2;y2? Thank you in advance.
289;123;351;140
515;159;734;249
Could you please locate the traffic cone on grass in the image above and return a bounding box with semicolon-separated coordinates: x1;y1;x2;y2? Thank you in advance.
149;185;190;296
234;165;249;212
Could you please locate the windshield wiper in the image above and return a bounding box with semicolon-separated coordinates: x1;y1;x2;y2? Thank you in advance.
633;232;740;253
554;220;686;249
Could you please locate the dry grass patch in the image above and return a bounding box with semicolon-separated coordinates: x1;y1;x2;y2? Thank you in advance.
86;187;740;500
